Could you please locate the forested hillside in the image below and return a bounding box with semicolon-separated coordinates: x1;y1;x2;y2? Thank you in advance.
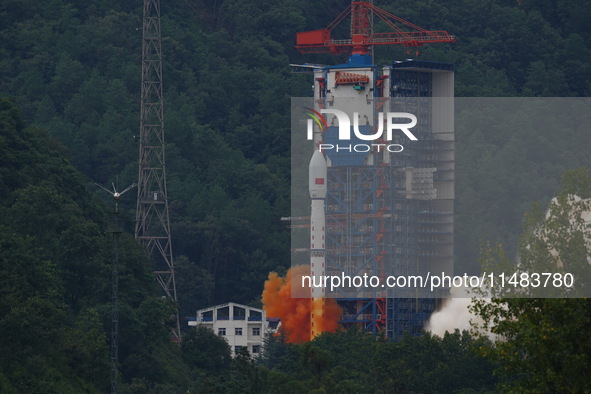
2;0;590;307
1;0;590;391
0;99;192;392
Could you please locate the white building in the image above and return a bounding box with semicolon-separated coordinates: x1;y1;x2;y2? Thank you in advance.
188;302;278;356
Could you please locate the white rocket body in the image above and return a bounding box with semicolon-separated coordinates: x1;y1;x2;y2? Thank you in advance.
309;150;327;339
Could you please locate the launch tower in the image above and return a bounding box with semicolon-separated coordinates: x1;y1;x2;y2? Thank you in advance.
295;1;455;339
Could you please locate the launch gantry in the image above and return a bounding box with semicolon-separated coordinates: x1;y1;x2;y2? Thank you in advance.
297;1;455;339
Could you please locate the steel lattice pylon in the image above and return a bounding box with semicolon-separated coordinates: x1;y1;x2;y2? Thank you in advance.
135;0;181;342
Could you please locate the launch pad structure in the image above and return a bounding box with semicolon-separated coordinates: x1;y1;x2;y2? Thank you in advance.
294;1;455;340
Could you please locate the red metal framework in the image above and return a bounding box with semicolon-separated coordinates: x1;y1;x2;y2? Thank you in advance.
296;1;455;55
334;71;370;86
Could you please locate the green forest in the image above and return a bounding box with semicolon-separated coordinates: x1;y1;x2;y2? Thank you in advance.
1;0;591;392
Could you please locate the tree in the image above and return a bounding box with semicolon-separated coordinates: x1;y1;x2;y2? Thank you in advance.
472;168;591;392
182;326;232;375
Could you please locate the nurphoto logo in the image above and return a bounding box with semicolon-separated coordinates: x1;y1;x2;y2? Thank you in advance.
305;107;418;153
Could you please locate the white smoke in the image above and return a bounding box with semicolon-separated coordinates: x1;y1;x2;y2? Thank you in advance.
426;286;493;338
426;297;472;336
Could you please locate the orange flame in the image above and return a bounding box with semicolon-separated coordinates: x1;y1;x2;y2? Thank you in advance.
262;265;342;343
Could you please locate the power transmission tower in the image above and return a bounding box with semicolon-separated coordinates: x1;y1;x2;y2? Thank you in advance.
135;0;181;342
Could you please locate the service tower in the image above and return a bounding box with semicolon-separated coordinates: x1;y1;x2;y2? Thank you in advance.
296;1;455;339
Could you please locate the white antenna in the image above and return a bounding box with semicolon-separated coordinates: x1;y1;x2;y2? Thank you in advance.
95;180;136;394
96;182;137;211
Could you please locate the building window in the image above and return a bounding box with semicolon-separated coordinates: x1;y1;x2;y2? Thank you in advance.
235;327;243;336
235;346;243;353
252;327;260;336
218;327;226;336
252;345;261;354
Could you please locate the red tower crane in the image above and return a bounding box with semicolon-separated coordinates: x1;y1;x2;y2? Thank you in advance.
296;1;455;56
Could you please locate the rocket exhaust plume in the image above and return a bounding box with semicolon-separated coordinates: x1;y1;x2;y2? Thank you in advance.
262;265;342;343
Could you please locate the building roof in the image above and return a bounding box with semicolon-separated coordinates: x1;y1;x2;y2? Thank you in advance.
195;302;264;315
389;59;455;72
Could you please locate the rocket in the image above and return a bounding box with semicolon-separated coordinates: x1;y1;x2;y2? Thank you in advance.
309;149;327;340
